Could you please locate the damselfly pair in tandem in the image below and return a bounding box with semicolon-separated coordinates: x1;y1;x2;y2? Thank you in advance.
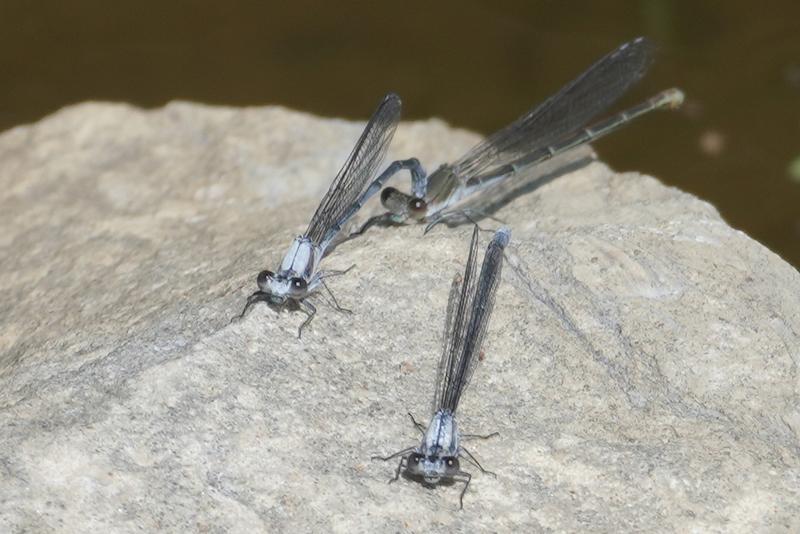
236;37;683;337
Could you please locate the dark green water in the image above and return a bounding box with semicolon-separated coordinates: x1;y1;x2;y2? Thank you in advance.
2;1;799;265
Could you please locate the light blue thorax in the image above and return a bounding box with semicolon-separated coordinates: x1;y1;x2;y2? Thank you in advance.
278;236;320;277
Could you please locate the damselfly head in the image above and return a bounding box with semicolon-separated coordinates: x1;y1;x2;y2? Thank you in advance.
380;186;428;220
256;270;308;303
406;452;460;483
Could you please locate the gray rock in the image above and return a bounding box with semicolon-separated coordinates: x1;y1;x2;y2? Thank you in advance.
0;101;798;533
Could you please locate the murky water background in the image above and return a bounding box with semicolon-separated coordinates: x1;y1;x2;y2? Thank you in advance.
1;1;799;265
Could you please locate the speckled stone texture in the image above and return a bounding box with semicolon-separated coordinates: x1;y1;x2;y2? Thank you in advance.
0;101;798;533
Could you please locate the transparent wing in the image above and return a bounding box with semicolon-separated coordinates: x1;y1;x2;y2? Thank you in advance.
305;93;402;247
432;230;478;414
452;37;654;180
434;227;510;414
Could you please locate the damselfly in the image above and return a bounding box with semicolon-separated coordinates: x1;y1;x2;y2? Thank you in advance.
373;226;509;508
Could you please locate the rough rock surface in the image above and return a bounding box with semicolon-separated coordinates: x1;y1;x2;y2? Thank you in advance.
0;101;798;533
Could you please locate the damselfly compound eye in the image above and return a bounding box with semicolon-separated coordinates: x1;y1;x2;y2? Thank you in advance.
380;187;397;204
444;456;460;475
380;186;411;215
256;270;274;289
290;277;307;290
408;197;427;217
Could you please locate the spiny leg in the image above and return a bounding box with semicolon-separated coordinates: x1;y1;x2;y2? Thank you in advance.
463;210;506;233
461;431;500;440
390;455;408;484
321;279;351;314
371;447;413;483
406;412;426;434
234;291;271;322
423;211;468;234
348;212;406;240
460;446;496;478
371;445;416;462
423;209;503;235
296;299;317;339
455;471;473;510
314;265;354;313
318;264;356;279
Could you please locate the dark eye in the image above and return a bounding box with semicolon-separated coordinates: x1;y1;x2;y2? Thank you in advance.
408;197;427;215
380;187;397;205
409;453;422;464
290;277;307;290
257;270;274;287
444;456;460;472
